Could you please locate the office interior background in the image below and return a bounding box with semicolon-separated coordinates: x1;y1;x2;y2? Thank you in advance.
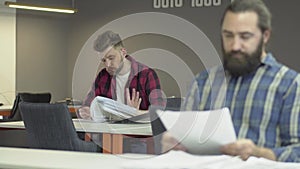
0;0;299;104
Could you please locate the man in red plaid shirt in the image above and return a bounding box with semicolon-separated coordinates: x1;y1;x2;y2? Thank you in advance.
79;30;164;119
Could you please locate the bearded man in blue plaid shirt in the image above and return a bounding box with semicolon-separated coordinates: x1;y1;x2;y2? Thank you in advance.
162;0;300;162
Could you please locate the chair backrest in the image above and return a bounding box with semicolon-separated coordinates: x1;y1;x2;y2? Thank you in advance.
149;105;167;155
19;102;98;152
165;97;183;111
8;92;51;121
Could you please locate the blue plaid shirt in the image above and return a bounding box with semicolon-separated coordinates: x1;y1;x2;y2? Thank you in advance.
183;53;300;162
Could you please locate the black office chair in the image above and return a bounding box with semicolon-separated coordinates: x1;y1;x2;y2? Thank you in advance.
165;97;183;111
149;105;167;155
0;92;51;148
19;102;98;152
1;92;51;122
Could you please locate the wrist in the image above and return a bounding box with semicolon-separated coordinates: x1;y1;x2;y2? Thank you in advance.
256;147;277;161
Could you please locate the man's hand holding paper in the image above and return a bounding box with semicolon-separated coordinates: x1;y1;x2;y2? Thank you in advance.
159;108;237;155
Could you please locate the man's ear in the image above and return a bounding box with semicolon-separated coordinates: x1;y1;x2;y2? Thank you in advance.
263;29;271;44
120;48;127;56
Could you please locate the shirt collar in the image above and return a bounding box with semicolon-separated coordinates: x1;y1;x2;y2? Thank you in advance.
261;53;277;67
125;55;140;76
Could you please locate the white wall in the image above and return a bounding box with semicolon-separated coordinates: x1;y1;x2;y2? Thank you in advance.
16;11;69;102
0;0;16;105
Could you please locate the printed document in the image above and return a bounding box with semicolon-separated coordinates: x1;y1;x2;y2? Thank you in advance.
157;107;237;155
90;96;139;122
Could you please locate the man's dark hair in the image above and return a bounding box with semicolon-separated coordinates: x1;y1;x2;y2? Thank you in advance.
94;30;124;52
221;0;272;33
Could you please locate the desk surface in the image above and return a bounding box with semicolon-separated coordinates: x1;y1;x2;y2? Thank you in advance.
0;105;12;110
0;105;80;118
2;147;300;169
0;146;152;169
0;119;152;136
0;119;153;154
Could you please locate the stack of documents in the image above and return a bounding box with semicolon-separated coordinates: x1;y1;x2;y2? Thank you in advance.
90;96;139;122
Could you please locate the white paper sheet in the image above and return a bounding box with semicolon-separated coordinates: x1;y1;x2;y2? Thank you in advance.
122;150;233;169
157;107;237;155
90;96;139;122
122;150;300;169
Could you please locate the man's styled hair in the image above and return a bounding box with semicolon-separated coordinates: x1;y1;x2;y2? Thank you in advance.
94;30;124;52
221;0;272;33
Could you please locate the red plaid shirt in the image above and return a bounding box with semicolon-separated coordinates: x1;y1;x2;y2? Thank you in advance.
83;55;165;110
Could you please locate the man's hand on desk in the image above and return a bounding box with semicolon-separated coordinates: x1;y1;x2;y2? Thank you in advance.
220;139;277;161
78;106;92;120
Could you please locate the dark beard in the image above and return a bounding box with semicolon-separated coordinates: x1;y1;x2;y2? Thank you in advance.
222;39;263;77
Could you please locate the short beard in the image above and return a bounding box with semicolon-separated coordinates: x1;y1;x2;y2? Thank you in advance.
222;39;263;77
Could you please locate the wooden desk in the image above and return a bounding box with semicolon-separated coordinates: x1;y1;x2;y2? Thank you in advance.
74;119;153;154
0;105;79;117
0;119;153;154
0;105;12;116
68;106;79;113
